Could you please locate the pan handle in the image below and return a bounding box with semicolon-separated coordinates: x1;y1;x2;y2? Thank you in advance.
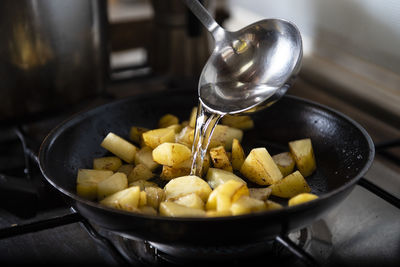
275;235;320;267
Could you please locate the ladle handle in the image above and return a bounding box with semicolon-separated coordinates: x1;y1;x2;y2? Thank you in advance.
182;0;225;41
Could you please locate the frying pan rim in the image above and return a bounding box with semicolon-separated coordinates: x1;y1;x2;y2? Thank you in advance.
38;92;375;222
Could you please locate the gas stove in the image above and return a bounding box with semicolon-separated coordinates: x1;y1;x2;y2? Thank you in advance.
0;74;399;266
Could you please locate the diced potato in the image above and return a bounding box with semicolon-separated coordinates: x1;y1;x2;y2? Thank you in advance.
159;114;179;128
240;147;283;185
129;180;158;190
206;168;246;189
289;138;317;177
268;171;311;198
145;186;165;209
231;139;245;171
272;152;295;177
76;169;113;200
210;146;233;172
93;156;122;171
160;165;191;180
139;191;147;207
288;193;318;206
188;107;198;128
175;126;194;147
100;186;140;212
116;164;134;176
230;196;266;215
152;142;192;167
164;175;212;202
101;132;138;163
221;115;254;130
209;125;243;151
139;205;158;215
206;210;232;217
129;127;148;146
135;146;159;171
249;187;272;201
167;124;183;133
206;180;249;211
128;164;154;182
159;201;206;217
97;172;128;200
265;200;283;210
174;193;205;210
76;183;98;201
142;128;175;149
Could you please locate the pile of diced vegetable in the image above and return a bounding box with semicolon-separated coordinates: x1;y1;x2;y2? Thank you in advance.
76;107;318;217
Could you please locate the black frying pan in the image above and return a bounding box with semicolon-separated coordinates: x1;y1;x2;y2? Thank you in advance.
38;89;374;250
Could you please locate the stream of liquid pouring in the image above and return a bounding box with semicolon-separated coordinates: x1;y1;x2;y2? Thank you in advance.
190;101;224;177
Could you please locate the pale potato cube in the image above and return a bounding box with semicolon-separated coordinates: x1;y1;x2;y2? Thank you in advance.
167;124;183;133
231;139;245;171
188;106;198;128
175;126;194;147
76;169;113;200
164;175;212;202
101;132;138;163
142;128;175;149
240;148;283;185
209;125;243;151
129;179;158;190
116;164;134;176
145;186;165;209
152;142;192;167
159;114;179;128
128;164;154;182
160;165;191;180
288;193;318;206
100;186;140;212
265;200;283;210
174;193;205;210
272;152;295;177
135;146;159;171
210;146;233;172
159;201;206;217
97;172;128;200
268;171;311;198
206;210;232;217
230;196;266;215
289;138;317;177
129;126;148;146
206;180;249;211
206;168;246;189
138;191;147;207
93;156;122;171
139;205;158;215
249;187;272;201
221;115;254;130
76;183;98;200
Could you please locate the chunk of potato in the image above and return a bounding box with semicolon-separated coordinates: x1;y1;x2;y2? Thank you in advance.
159;201;206;217
152;142;192;167
142;128;175;149
145;186;165;209
206;210;232;217
240;147;283;185
173;193;205;210
135;146;159;171
139;191;147;207
248;187;272;201
231;139;245;171
289;138;316;177
101;132;138;163
209;125;243;151
159;114;179;128
288;193;318;206
268;171;311;198
164;175;212;202
167;124;183;133
139;205;158;215
206;168;246;189
93;156;122;171
97;172;128;200
230;196;266;215
76;169;113;200
221;115;254;130
99;186;140;212
128;164;154;182
210;146;233;172
175;126;194;147
160;165;191;180
188;107;198;128
129;126;148;146
272;152;295;177
265;200;283;210
206;180;249;211
116;164;134;176
129;180;158;190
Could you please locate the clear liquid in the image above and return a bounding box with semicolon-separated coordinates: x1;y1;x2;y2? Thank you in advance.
190;101;224;177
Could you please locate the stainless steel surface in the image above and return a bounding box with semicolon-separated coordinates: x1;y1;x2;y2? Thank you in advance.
183;0;303;114
0;0;109;121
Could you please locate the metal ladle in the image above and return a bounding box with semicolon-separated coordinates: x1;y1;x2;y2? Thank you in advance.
183;0;303;114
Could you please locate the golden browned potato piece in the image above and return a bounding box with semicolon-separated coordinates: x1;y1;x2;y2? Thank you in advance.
206;168;246;189
288;193;318;206
159;201;206;217
142;128;175;149
289;138;316;177
129;180;158;190
206;180;249;212
138;191;147;207
100;186;141;212
129;126;148;146
139;205;158;215
135;146;159;171
188;107;198;128
152;142;192;167
145;186;165;209
167;124;183;133
209;125;243;151
209;146;233;172
265;200;283;210
206;210;232;217
230;196;266;215
128;164;154;182
76;169;114;200
221;115;254;130
268;171;311;198
93;156;122;171
231;138;245;171
101;133;138;163
160;165;191;180
175;126;194;147
248;187;272;201
240;148;283;185
164;175;212;202
97;172;128;200
272;152;295;177
173;193;205;210
159;114;179;128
